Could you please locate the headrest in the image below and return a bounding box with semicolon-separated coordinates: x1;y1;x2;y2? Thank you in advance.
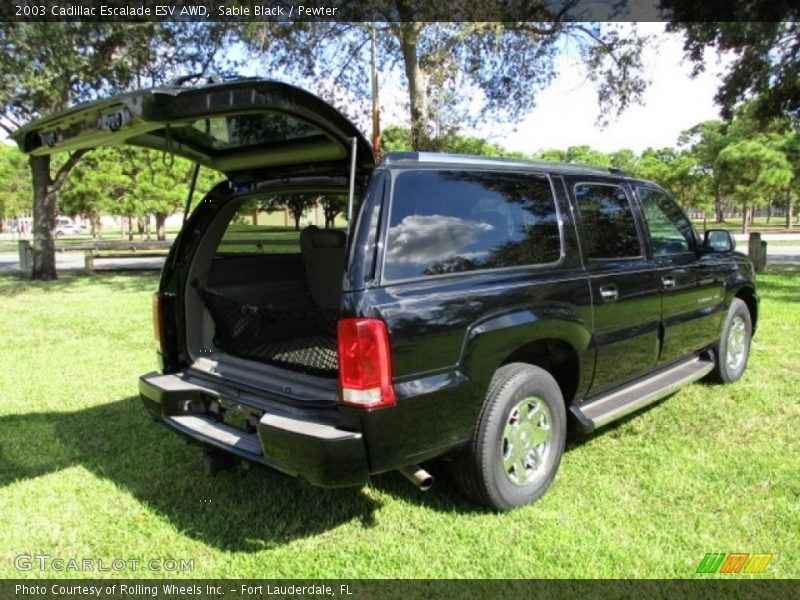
301;225;346;249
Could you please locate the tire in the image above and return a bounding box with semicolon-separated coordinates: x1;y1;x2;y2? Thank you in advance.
453;363;566;511
711;298;752;383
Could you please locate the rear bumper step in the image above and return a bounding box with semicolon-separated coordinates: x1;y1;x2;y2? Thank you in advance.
139;372;370;487
167;415;263;457
571;355;715;432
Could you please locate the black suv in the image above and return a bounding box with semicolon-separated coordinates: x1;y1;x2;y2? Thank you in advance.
16;79;758;510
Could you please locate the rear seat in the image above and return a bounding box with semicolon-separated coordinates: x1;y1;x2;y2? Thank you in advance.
299;225;346;310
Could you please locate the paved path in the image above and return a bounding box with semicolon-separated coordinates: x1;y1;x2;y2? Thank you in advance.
2;245;800;275
0;252;166;274
732;233;800;242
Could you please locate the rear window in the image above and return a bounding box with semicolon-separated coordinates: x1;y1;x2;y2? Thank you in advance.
163;112;322;153
383;170;561;281
215;192;348;256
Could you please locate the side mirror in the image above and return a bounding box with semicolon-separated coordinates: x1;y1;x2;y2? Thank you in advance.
703;229;735;252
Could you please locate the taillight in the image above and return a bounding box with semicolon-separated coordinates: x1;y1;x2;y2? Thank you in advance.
152;292;165;353
337;318;396;410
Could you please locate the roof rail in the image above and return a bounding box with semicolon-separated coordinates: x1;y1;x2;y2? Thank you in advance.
170;73;222;87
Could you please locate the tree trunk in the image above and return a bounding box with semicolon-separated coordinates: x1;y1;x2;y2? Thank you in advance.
293;214;301;230
155;213;167;241
127;215;134;241
323;206;337;228
398;23;430;151
29;155;58;280
786;189;794;230
714;188;724;223
741;202;749;234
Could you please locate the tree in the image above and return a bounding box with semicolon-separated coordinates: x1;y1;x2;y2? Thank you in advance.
124;148;218;241
662;12;800;123
777;126;800;228
59;147;133;237
563;145;612;168
678;120;731;222
608;148;639;174
0;145;31;231
320;195;348;229
261;194;318;230
0;22;231;279
716;140;793;233
382;124;524;157
243;16;648;150
631;147;703;210
60;146;220;240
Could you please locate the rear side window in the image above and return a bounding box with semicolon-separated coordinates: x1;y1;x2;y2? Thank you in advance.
383;170;561;280
574;183;641;259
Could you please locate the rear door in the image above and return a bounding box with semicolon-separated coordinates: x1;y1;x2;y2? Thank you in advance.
13;79;374;179
568;178;661;393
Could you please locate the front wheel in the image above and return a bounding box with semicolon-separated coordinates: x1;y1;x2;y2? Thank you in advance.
711;298;752;383
453;363;566;511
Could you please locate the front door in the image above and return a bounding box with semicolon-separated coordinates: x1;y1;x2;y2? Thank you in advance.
635;186;726;363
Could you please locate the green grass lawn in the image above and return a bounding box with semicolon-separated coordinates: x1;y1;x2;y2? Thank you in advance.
0;268;798;579
217;225;303;254
693;216;798;234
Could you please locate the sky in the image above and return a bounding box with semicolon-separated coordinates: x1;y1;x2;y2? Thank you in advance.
490;23;729;154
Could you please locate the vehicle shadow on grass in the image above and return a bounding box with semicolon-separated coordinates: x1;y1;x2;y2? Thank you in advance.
367;458;487;515
0;396;381;552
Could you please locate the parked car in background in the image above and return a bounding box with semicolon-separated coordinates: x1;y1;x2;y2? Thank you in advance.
55;224;84;237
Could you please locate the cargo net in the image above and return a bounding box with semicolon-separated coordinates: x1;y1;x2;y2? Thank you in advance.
197;287;339;377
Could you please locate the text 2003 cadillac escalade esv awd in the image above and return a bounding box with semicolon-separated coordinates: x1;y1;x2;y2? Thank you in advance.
15;79;758;510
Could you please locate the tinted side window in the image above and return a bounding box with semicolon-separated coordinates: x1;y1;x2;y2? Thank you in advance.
638;187;695;255
383;170;560;280
575;183;641;259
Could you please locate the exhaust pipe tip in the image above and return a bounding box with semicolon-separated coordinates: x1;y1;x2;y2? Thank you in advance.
398;464;434;492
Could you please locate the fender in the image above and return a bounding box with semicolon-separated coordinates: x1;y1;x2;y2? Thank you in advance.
459;304;594;397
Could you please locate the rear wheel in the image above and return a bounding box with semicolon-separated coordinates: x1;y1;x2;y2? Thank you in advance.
712;298;752;383
453;363;566;511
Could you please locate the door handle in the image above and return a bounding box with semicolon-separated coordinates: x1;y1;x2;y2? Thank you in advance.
661;276;676;289
599;285;618;302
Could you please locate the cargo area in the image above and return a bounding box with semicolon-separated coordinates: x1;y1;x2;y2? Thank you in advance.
184;194;349;388
195;244;341;378
197;284;339;377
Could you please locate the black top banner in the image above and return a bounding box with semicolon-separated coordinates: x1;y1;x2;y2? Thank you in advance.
2;0;798;23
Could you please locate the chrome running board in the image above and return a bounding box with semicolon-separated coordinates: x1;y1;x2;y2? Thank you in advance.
571;355;715;432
